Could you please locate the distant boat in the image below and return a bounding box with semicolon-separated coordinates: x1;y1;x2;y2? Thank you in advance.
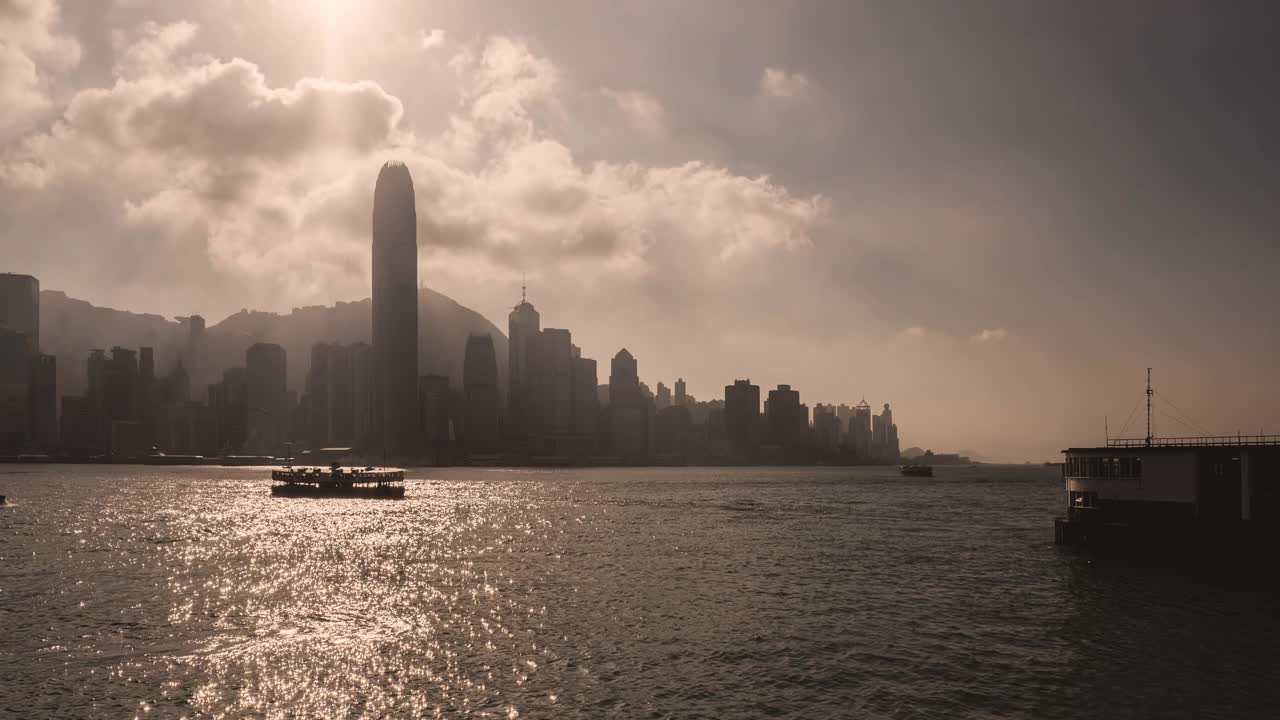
901;464;934;477
271;462;405;498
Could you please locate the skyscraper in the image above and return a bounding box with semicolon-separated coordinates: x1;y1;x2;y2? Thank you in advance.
766;384;806;450
245;342;287;453
655;382;671;410
674;378;688;407
0;328;30;450
606;349;649;460
463;333;499;452
507;288;541;442
529;328;573;436
724;379;761;457
372;160;419;458
0;273;39;356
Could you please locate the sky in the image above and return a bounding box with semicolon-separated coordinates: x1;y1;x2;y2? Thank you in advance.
3;0;1279;461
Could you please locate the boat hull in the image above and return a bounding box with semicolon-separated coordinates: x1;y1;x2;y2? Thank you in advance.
271;483;405;499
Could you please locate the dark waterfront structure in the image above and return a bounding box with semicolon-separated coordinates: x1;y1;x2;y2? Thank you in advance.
1059;437;1280;551
462;333;499;453
371;161;419;458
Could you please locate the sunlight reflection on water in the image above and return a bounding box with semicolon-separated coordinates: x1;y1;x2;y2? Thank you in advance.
4;465;1280;718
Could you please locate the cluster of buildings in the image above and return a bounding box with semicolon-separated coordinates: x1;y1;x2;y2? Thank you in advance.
0;162;903;465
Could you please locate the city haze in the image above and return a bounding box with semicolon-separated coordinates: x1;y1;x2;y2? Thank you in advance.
4;1;1279;461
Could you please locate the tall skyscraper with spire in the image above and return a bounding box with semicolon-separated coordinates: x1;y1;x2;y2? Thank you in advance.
507;284;541;442
372;161;419;458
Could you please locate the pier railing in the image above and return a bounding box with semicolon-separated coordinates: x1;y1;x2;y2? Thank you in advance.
1106;435;1280;448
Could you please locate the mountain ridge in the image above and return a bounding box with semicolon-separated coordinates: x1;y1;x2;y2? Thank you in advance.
39;289;509;401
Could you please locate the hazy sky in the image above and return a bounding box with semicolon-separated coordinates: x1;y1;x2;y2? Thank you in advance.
3;0;1279;460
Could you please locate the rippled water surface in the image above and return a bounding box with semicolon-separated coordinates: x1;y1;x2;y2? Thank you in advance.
3;465;1280;719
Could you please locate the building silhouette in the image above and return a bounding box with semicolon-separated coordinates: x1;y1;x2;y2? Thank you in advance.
724;379;761;458
418;374;451;457
850;398;873;460
0;273;55;451
371;160;419;458
463;333;499;453
0;273;39;357
655;382;671;410
245;342;287;453
570;353;598;441
674;378;688;407
0;328;30;450
608;349;648;460
507;288;541;444
766;384;808;452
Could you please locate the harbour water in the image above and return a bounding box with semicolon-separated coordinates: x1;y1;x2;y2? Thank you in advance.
2;465;1279;718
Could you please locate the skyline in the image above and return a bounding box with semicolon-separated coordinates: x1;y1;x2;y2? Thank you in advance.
4;1;1280;460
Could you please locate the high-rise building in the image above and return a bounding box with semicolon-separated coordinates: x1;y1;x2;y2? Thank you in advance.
570;356;598;439
766;384;807;450
307;343;332;448
813;404;841;452
31;353;56;449
0;328;30;450
326;343;356;447
245;342;287;453
507;288;541;441
138;347;157;447
463;333;499;452
653;404;693;460
529;328;573;436
851;398;873;460
608;348;648;459
674;378;688;407
655;382;671;410
210;367;247;454
419;374;451;451
351;342;374;450
0;273;39;356
371;160;419;458
0;274;40;451
724;379;761;457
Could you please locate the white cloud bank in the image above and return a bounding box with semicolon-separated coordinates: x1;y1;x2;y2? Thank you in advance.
0;16;828;321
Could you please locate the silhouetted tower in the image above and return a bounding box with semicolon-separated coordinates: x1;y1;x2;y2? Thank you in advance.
463;333;499;452
674;378;687;407
724;379;761;457
608;349;648;459
245;342;287;453
0;273;39;355
372;160;419;458
507;286;541;440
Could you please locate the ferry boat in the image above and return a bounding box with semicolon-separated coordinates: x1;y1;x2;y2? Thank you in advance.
271;462;406;498
1055;372;1280;551
901;464;934;477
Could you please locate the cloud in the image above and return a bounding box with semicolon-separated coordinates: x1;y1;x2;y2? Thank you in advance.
0;0;81;136
420;28;445;50
760;66;813;100
898;326;927;339
970;328;1008;343
111;20;197;77
602;88;664;133
0;29;826;325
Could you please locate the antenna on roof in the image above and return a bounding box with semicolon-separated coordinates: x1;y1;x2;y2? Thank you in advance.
1145;368;1153;447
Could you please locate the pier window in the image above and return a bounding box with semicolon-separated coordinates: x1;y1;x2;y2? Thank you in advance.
1132;457;1141;478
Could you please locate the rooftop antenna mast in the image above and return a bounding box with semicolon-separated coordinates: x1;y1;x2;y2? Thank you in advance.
1145;367;1153;447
